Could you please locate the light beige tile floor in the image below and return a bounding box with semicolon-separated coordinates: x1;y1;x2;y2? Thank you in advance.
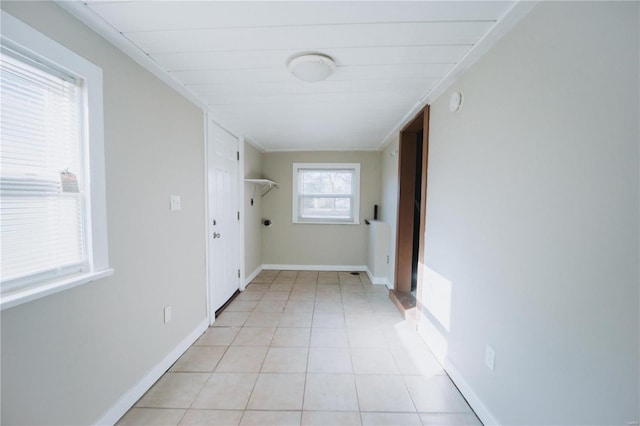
117;270;482;426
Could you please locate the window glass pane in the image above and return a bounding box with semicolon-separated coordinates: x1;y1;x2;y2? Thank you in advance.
0;52;83;179
300;170;352;195
300;196;352;220
1;195;84;282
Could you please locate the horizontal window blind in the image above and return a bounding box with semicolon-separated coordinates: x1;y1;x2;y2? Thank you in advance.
0;49;87;289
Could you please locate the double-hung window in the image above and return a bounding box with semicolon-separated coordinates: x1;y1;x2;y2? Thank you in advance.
0;12;111;310
292;163;360;224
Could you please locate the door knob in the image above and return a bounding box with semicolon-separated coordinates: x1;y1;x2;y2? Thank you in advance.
213;232;221;239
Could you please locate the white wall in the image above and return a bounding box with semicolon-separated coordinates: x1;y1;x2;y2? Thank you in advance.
261;151;381;267
421;2;639;425
380;136;399;286
244;141;264;280
0;2;207;424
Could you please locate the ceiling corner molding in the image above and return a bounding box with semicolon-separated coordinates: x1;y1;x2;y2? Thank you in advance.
266;147;381;153
244;137;267;153
54;0;245;140
54;1;208;109
376;0;539;150
377;134;400;153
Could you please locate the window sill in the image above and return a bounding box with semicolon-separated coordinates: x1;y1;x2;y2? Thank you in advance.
0;268;114;311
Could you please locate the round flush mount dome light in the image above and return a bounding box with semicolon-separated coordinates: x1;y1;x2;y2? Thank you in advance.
287;53;336;82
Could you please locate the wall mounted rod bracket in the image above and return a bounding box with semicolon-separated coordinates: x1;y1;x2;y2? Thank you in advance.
244;178;279;198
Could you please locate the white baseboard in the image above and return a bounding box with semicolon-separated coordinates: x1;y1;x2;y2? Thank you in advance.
415;310;500;426
244;265;262;286
444;358;500;426
365;267;390;286
95;318;209;425
262;264;366;272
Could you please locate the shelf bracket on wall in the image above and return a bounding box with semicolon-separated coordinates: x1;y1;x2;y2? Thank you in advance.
244;178;279;198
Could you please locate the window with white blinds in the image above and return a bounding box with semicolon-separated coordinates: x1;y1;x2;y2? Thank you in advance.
0;49;88;291
1;10;111;310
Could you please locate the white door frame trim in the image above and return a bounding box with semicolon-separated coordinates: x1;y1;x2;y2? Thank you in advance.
238;136;247;292
203;112;212;325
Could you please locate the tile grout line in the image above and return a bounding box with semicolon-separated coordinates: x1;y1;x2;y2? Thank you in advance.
236;272;276;425
299;277;314;415
120;269;479;425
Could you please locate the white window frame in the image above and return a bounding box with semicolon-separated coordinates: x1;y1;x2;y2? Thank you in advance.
292;162;360;225
0;11;112;310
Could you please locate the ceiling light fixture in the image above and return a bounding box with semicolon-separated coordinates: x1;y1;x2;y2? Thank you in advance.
287;53;336;82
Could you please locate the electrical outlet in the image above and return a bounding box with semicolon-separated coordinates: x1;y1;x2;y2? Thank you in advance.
485;345;495;371
164;306;172;324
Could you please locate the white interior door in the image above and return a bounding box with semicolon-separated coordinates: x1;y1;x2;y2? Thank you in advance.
207;119;240;318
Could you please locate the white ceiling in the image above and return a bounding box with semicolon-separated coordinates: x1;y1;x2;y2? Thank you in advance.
75;1;518;151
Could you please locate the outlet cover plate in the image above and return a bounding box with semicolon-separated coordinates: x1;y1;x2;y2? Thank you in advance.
485;345;495;371
170;195;181;211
